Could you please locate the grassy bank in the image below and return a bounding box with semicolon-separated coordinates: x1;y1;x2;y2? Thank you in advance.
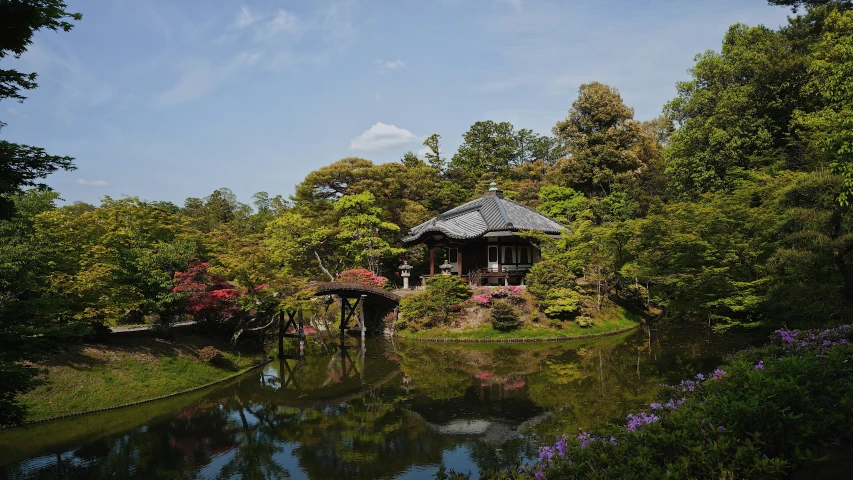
17;335;266;422
402;305;642;341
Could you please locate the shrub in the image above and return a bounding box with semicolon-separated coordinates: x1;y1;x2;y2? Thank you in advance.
197;346;223;364
336;268;389;289
526;260;577;302
426;275;472;301
398;276;472;331
543;288;583;320
575;316;594;328
491;302;522;331
473;293;493;306
493;285;526;305
499;325;853;479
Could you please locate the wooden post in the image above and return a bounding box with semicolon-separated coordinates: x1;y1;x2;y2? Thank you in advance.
340;297;346;346
457;247;463;278
359;295;366;345
429;247;435;276
277;311;284;359
298;308;305;356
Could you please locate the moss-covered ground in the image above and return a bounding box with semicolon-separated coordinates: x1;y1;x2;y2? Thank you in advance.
17;334;266;422
401;304;642;341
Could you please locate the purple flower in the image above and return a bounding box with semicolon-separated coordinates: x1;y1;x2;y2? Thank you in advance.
711;369;726;380
717;425;725;431
695;373;706;381
535;471;546;480
754;360;764;371
650;402;663;410
609;437;618;445
538;446;553;462
625;412;660;431
577;432;593;449
554;435;568;457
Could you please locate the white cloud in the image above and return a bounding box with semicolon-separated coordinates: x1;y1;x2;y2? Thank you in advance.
156;52;263;107
376;59;406;73
349;122;419;152
260;9;300;39
417;146;433;158
76;179;109;187
235;6;260;28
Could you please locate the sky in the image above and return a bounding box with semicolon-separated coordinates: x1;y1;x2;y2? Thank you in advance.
2;0;793;207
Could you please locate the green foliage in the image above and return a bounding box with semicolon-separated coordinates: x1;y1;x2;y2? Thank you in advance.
543;288;584;321
551;82;644;196
575;316;594;328
490;302;522;331
0;0;80;219
511;326;853;479
334;191;404;274
448;120;562;190
398;276;471;331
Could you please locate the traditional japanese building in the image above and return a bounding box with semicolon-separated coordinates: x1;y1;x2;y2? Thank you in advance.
402;183;566;285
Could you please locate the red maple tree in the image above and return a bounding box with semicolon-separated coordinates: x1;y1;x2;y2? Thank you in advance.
173;260;240;323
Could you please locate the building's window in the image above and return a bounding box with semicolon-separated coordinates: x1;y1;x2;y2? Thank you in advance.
448;248;458;263
519;247;529;264
488;246;498;263
503;246;514;264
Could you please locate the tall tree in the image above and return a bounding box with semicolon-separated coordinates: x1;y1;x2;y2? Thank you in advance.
551;82;644;197
447;120;519;189
0;1;81;220
663;23;809;197
422;133;445;172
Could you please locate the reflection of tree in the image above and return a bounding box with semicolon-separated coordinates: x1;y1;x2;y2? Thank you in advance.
214;396;290;480
4;331;759;479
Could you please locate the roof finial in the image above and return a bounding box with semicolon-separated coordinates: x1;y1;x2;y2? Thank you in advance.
489;181;498;191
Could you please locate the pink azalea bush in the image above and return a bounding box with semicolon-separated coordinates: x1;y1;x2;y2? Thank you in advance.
336;268;389;289
474;285;527;306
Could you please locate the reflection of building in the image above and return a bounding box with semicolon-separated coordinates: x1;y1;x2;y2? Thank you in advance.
406;386;549;446
402;183;565;285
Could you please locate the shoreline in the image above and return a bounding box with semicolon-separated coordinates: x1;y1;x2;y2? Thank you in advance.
7;355;272;428
395;323;641;343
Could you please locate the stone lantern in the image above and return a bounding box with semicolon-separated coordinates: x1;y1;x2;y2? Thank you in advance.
399;260;413;289
439;259;453;275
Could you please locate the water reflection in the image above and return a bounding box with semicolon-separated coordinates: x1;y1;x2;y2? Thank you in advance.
0;327;762;479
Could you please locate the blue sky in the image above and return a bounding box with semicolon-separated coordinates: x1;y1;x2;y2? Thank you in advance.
2;0;791;207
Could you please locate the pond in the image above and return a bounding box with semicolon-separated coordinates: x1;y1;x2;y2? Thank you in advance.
0;326;765;479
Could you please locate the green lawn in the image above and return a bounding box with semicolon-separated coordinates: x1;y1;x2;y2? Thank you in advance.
19;335;266;422
403;306;642;341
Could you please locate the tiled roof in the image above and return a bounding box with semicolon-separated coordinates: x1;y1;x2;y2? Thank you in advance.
402;194;566;243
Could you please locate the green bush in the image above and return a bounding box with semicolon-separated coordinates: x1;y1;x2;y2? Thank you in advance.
542;288;583;320
487;325;853;479
426;275;472;301
526;260;577;302
575;316;594;328
398;275;472;331
490;302;522;331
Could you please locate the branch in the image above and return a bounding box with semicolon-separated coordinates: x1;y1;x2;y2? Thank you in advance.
314;250;335;281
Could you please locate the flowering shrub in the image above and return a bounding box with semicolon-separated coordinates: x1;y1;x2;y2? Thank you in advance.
473;286;526;307
197;346;223;364
473;293;493;306
336;269;389;289
474;325;853;479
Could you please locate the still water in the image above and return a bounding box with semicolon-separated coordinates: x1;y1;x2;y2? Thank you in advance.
0;327;763;479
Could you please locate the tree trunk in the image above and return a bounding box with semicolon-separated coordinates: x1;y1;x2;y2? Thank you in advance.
314;250;335;281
